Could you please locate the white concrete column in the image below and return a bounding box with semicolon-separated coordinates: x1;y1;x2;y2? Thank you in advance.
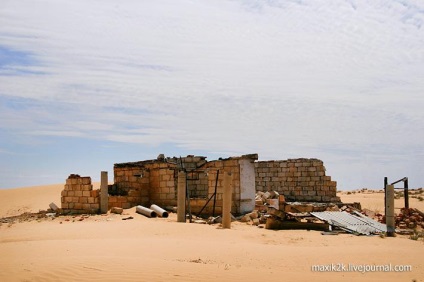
177;171;186;223
385;184;395;236
222;172;233;229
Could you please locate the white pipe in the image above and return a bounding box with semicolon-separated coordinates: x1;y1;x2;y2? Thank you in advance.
150;204;169;218
136;205;157;218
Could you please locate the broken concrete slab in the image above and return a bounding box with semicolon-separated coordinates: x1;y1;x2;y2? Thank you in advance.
111;207;123;214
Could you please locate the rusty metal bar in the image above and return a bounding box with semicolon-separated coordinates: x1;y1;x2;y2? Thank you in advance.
384;176;388;222
212;170;219;217
390;177;407;185
404;177;409;209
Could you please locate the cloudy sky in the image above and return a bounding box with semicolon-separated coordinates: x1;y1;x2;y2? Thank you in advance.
0;0;423;189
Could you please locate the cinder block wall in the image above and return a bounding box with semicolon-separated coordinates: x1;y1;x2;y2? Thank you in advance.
113;165;150;208
168;156;208;198
148;162;177;207
190;157;242;215
61;174;100;214
112;156;209;209
255;158;340;202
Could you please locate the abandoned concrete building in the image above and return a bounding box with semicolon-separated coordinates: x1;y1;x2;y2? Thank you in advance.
61;154;340;215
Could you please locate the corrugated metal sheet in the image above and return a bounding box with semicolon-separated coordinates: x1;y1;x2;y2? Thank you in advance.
311;211;387;235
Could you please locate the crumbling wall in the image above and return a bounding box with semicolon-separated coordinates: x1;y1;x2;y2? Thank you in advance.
190;154;258;215
61;174;100;214
62;155;339;215
255;158;339;202
112;163;151;208
112;155;208;209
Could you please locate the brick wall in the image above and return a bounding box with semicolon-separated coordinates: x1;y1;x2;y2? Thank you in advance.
61;174;100;214
255;158;340;202
113;164;153;208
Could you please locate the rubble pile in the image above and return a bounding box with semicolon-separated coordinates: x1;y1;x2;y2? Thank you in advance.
396;208;424;229
0;211;55;225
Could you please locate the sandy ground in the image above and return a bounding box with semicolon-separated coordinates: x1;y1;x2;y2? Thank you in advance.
0;185;423;282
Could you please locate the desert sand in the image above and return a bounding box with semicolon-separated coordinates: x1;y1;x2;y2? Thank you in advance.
0;185;423;282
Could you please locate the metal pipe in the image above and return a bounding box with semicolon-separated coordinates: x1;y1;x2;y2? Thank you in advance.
222;172;232;229
136;205;157;218
150;204;168;218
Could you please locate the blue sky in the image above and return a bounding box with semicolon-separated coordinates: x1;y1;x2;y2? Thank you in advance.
0;0;423;189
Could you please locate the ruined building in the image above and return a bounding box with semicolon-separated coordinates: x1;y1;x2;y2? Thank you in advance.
61;154;340;215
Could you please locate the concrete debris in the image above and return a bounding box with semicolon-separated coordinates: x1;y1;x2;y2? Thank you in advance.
111;207;123;214
193;219;207;224
207;214;236;225
49;202;59;211
255;190;280;205
252;218;260;226
165;206;178;213
255;199;389;235
208;216;221;224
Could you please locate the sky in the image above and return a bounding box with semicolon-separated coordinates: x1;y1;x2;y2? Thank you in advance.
0;0;423;190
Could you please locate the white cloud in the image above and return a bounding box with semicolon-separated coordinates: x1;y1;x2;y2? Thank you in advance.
0;0;423;188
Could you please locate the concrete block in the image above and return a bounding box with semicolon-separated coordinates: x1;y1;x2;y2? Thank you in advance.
82;177;91;184
64;197;73;203
122;203;131;209
111;207;123;214
82;184;92;191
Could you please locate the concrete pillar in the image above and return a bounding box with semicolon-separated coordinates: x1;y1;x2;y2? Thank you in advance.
177;171;186;222
239;159;255;214
385;184;395;236
222;172;233;229
100;171;108;214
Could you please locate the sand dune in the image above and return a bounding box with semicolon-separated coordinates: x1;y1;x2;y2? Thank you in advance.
1;185;423;282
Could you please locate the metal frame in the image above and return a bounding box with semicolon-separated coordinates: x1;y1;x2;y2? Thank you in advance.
384;176;409;218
